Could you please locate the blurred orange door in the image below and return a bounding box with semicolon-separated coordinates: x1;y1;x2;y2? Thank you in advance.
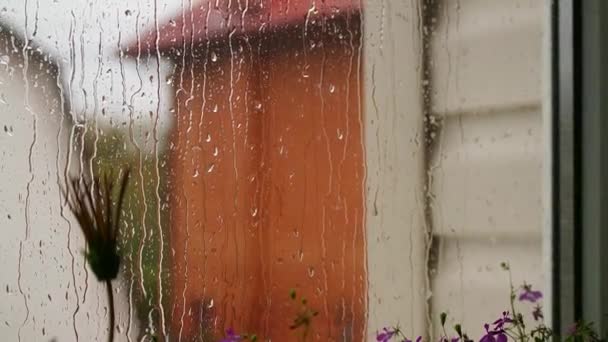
168;13;365;342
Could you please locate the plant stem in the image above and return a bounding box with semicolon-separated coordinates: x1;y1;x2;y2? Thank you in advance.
507;270;526;342
106;280;115;342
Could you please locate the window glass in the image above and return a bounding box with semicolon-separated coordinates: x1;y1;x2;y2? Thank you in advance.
0;1;547;341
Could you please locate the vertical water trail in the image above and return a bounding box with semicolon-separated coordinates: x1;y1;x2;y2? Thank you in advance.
177;0;196;338
177;196;190;342
316;3;333;337
77;5;91;304
18;0;33;339
135;7;151;308
62;11;81;342
57;11;80;341
152;0;167;338
173;0;187;337
340;8;356;340
52;20;81;340
126;3;145;341
236;0;250;327
198;0;213;319
451;1;466;318
355;0;367;337
227;20;240;327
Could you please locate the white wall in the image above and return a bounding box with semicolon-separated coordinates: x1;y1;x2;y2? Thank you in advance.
364;1;429;339
364;0;547;339
429;0;546;337
0;30;134;342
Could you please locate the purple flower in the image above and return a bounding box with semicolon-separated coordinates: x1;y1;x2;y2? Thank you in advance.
480;323;508;342
377;327;398;342
219;328;242;342
480;324;496;342
519;284;543;303
406;336;422;342
492;312;513;329
495;333;507;342
532;305;544;321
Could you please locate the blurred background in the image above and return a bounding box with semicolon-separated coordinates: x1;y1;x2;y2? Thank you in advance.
0;0;548;341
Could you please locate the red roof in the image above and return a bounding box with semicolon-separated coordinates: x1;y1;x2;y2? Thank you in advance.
126;0;360;55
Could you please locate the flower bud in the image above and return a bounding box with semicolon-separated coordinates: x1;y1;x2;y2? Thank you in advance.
440;312;447;326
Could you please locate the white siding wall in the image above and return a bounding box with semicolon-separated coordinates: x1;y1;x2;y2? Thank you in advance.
429;0;546;336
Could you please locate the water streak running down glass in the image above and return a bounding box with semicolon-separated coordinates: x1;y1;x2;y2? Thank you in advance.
0;1;547;341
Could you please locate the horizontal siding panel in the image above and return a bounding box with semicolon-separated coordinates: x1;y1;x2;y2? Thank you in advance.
430;109;542;239
430;0;543;115
431;237;544;338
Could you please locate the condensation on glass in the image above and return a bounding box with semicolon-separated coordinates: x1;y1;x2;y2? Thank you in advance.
0;1;547;341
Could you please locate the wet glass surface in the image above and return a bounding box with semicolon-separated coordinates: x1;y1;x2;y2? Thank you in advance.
0;1;547;341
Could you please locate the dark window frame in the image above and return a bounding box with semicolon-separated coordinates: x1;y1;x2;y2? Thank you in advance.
554;0;608;337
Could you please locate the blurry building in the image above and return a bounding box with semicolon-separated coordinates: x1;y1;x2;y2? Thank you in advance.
128;1;366;340
0;22;74;341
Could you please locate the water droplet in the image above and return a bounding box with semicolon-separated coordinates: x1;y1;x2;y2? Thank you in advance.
207;299;214;308
207;164;215;173
212;104;218;112
212;146;218;156
329;84;336;93
193;169;200;178
336;129;343;140
0;55;9;65
251;207;258;217
124;9;132;16
307;266;315;278
205;134;211;142
210;51;218;62
254;101;262;110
